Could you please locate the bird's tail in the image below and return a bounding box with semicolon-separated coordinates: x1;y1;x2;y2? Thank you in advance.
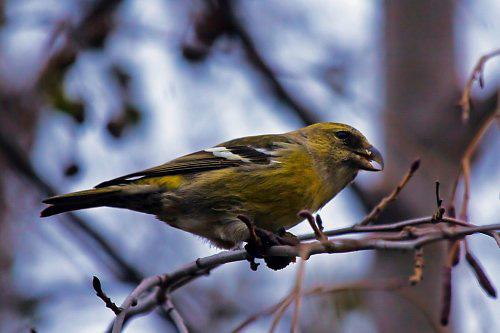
41;186;130;217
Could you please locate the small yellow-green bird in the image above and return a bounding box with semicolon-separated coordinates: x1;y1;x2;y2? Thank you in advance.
41;122;383;249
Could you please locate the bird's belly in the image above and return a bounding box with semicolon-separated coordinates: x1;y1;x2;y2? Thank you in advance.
156;164;344;244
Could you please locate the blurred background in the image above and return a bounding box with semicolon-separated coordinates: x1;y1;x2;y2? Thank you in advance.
0;0;498;332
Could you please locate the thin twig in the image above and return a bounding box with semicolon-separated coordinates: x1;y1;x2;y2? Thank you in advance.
464;240;497;298
440;240;460;326
447;108;500;251
359;159;420;225
449;105;499;213
298;211;328;242
459;48;500;122
285;211;325;333
269;294;295;333
93;276;122;315
460;111;499;221
300;216;489;241
112;275;164;333
432;181;445;221
235;279;414;333
232;294;291;332
289;258;306;333
161;299;189;333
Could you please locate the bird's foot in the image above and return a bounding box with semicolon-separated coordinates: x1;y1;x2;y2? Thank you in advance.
238;215;299;271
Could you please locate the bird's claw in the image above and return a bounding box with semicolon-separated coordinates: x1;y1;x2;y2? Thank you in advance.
240;217;299;271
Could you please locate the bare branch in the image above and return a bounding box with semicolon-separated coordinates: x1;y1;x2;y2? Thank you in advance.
161;299;189;333
446;106;500;258
464;240;497;298
358;159;420;225
298;211;328;243
459;48;500;122
440;265;453;326
456;110;499;221
112;275;164;333
300;215;491;241
109;218;499;332
93;276;122;315
433;181;445;221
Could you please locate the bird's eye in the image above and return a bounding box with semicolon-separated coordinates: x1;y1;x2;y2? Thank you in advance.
334;131;350;140
335;131;359;147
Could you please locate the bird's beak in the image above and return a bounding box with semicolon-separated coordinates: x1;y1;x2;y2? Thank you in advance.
357;146;384;171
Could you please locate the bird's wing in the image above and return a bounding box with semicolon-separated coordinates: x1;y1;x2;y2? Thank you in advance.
94;134;298;188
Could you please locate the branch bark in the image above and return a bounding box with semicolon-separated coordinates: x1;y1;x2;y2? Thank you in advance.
109;217;499;332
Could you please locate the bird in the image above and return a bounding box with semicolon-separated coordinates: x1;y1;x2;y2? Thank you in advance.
41;122;383;250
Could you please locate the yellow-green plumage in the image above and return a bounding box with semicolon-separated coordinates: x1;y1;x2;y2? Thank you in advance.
41;122;383;249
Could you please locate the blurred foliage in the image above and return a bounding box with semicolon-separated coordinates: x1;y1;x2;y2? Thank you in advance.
63;162;80;177
39;53;86;123
106;104;141;138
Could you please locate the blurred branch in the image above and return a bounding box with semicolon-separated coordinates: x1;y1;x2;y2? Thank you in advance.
459;48;500;122
33;0;125;124
0;128;186;330
234;279;444;333
109;216;499;332
75;0;122;48
39;0;124;82
221;1;321;125
281;212;326;333
0;128;142;282
183;0;321;124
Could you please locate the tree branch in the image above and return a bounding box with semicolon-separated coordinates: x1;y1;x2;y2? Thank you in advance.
0;128;143;282
108;217;499;332
449;107;500;221
359;159;420;225
459;48;500;122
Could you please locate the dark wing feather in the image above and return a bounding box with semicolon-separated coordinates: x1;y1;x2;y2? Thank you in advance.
95;151;236;187
94;135;295;188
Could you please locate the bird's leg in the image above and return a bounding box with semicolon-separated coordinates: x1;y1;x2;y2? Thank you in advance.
276;227;300;245
259;227;299;270
238;215;299;270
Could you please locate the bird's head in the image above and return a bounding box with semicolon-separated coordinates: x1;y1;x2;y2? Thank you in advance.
299;122;384;173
